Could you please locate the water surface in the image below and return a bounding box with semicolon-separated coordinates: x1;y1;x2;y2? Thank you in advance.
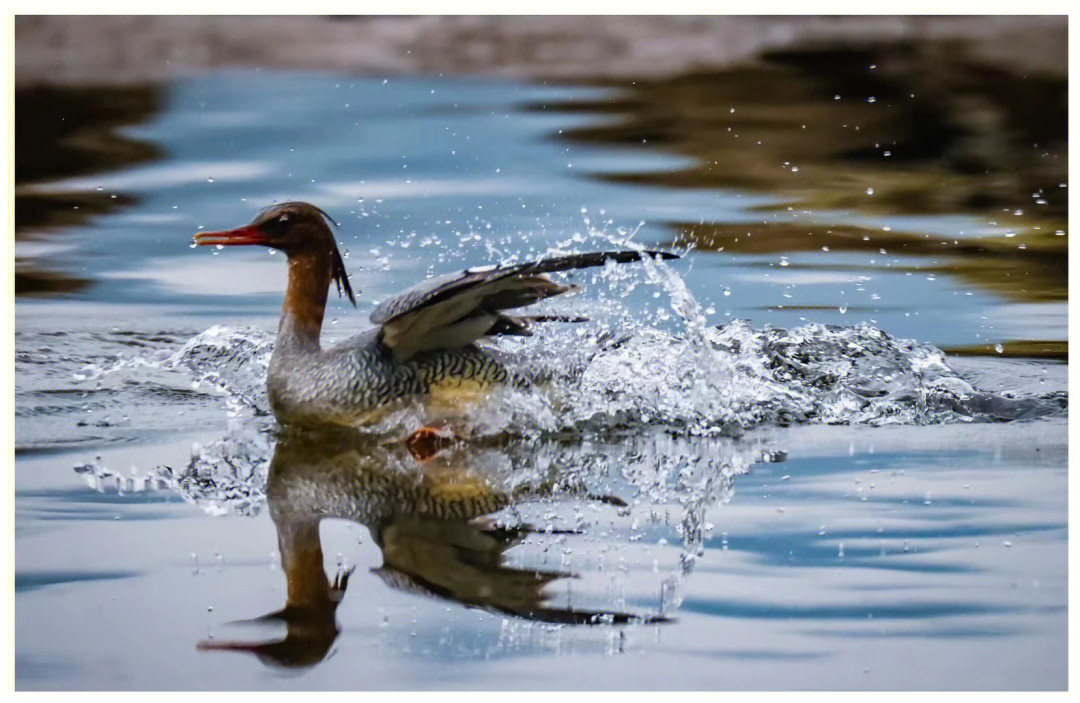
14;69;1067;690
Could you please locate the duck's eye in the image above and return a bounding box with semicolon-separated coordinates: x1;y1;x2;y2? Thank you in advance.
260;214;291;238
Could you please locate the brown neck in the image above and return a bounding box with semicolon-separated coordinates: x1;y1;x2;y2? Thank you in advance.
279;251;332;350
276;516;333;610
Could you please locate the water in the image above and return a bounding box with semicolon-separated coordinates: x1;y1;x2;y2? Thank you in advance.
14;71;1067;689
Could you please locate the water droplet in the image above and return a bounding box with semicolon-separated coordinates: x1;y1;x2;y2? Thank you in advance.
866;187;875;196
994;344;1004;354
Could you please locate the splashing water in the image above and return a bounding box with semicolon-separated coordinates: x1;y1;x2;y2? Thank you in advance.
58;244;1063;442
96;323;277;417
74;428;272;516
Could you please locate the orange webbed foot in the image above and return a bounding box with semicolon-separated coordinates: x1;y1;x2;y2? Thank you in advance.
405;425;455;462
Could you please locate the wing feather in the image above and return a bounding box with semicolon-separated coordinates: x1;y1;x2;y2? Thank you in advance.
372;250;677;360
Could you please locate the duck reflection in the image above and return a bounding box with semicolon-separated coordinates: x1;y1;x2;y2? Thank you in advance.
198;430;666;668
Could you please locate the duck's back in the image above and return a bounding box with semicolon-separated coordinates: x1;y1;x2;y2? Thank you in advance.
267;329;510;427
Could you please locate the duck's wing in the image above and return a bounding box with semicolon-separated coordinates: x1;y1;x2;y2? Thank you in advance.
371;250;677;361
373;515;670;625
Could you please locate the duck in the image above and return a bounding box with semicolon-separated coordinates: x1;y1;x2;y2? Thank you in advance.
193;201;676;445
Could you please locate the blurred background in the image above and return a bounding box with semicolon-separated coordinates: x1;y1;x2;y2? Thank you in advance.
15;15;1067;355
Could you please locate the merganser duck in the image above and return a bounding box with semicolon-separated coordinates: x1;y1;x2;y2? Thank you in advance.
193;201;676;439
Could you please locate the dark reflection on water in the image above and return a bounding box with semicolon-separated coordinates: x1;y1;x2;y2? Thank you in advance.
670;221;1067;306
543;42;1067;307
15;85;161;186
549;42;1066;219
15;85;162;295
198;430;668;670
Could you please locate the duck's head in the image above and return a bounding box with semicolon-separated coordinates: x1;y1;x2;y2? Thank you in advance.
194;201;355;305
